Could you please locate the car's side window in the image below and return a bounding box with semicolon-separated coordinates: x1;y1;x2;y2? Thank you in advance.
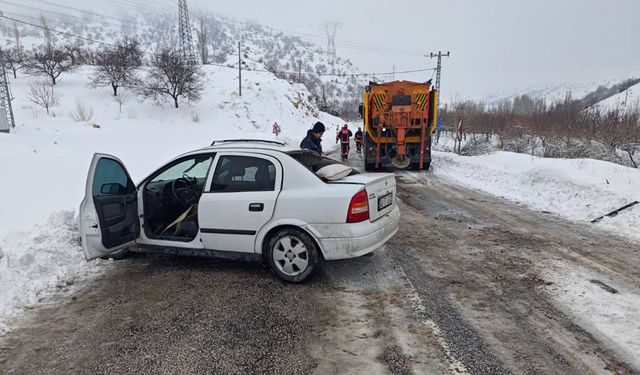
92;158;134;196
210;156;276;193
150;155;214;184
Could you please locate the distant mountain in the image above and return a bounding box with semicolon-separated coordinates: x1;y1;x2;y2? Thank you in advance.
456;77;639;110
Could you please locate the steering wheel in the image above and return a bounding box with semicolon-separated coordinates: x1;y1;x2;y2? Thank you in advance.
171;176;198;207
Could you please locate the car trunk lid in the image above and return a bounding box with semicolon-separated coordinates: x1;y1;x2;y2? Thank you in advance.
328;173;396;222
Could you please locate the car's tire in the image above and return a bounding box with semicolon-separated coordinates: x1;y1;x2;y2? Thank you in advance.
265;229;320;283
100;247;129;260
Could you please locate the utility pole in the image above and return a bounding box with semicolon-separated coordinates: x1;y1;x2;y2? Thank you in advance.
177;0;196;64
238;41;242;97
392;65;395;81
0;48;16;133
427;51;450;92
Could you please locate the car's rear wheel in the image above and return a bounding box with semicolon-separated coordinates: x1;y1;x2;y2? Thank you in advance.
266;229;320;283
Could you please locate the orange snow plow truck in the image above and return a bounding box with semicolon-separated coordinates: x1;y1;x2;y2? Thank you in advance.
359;80;438;171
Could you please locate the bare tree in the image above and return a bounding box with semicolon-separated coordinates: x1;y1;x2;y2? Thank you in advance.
141;48;204;108
26;47;74;85
63;41;84;65
29;80;61;115
196;19;208;64
90;37;142;96
2;47;24;78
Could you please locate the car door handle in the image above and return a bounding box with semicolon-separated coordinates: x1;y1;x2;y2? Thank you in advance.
249;203;264;212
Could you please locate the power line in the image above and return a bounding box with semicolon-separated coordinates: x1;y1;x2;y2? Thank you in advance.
1;13;436;79
1;13;117;47
2;0;138;31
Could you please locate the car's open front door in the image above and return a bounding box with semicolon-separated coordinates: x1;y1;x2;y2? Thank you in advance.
79;153;140;260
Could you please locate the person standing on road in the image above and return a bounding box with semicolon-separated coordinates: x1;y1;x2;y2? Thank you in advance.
336;124;353;160
300;121;325;154
354;127;364;154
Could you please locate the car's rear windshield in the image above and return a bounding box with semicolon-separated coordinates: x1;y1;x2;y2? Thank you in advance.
287;150;359;176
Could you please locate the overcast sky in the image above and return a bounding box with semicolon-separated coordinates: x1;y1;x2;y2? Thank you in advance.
6;0;640;99
200;0;640;99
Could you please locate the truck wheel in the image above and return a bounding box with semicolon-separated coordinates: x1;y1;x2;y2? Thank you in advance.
266;229;320;283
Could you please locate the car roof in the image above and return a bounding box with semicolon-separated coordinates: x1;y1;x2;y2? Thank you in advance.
185;139;299;156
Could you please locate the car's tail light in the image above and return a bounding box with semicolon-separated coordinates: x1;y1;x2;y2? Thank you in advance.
347;190;369;223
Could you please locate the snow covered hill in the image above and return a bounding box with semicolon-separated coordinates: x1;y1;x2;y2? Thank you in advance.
0;5;364;117
591;81;640;113
0;63;343;332
460;77;639;109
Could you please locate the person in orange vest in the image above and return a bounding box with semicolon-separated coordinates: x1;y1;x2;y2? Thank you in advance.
336;124;353;160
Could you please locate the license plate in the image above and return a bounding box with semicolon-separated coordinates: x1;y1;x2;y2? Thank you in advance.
378;193;393;210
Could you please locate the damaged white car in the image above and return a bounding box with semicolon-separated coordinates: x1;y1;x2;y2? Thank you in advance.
79;139;400;282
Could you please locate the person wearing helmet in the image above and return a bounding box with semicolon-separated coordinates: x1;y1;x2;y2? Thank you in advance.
354;127;364;154
336;124;353;160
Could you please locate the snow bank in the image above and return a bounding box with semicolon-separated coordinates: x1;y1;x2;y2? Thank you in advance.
0;211;108;333
432;151;640;240
540;260;640;370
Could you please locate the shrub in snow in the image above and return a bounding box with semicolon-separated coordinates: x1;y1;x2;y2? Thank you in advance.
70;99;94;122
28;80;61;115
112;91;131;114
191;112;200;123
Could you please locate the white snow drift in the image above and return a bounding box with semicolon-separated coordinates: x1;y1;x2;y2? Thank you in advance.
431;151;640;241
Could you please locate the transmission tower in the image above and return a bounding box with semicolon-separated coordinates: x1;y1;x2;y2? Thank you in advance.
320;22;341;64
0;49;15;133
427;51;450;92
177;0;196;63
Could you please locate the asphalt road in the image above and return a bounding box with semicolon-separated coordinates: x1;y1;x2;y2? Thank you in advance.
1;152;639;374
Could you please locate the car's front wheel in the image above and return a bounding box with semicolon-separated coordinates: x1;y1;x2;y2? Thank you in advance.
266;229;320;283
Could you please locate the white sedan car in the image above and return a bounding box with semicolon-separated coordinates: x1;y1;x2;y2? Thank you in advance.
79;139;400;282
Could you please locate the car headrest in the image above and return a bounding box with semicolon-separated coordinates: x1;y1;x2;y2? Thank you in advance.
229;164;246;177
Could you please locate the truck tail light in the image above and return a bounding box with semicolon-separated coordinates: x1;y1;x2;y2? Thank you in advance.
347;190;369;223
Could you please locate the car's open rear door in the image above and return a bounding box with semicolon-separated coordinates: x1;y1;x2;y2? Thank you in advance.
79;153;140;260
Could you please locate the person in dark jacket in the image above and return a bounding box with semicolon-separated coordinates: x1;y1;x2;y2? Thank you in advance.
354;127;364;154
300;121;325;154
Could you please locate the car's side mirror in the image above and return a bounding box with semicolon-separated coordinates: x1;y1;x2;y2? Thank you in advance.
358;104;363;119
101;182;126;195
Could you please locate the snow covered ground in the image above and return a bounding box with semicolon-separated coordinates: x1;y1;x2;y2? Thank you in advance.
540;260;640;369
0;64;343;331
431;151;640;241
